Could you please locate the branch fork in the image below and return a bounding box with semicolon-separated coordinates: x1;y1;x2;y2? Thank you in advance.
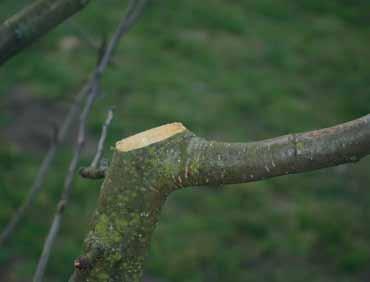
71;115;370;281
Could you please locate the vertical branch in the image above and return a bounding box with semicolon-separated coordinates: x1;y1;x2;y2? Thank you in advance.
91;109;114;168
32;1;149;281
33;82;100;282
95;0;149;75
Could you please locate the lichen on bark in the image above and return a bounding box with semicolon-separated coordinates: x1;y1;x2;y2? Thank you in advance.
71;130;196;282
71;115;370;281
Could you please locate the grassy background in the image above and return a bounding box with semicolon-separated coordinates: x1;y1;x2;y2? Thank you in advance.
1;0;370;281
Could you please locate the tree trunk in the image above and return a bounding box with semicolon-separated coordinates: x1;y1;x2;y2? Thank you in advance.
70;115;370;281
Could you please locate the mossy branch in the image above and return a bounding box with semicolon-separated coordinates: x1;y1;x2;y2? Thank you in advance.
71;114;370;281
0;0;91;65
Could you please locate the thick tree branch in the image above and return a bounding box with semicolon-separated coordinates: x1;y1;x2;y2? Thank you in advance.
72;114;370;282
0;0;91;65
182;114;370;186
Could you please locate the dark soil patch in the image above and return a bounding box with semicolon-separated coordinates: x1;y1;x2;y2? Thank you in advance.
1;86;101;159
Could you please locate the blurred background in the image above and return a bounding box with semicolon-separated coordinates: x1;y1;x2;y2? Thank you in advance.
1;0;370;281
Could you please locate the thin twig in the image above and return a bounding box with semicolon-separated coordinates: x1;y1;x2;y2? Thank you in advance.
32;1;148;281
33;81;100;282
67;21;119;67
79;109;114;179
0;83;90;246
0;0;148;246
91;109;114;168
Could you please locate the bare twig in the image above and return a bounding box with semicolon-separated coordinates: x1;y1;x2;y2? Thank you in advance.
0;84;90;246
91;109;113;168
32;1;148;281
79;109;114;179
67;21;122;67
33;81;100;282
96;0;149;74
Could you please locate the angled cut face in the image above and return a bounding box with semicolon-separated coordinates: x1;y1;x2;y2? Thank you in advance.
116;122;186;152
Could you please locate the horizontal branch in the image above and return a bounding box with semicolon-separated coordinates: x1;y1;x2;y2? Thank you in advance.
182;114;370;187
0;0;91;65
79;166;106;179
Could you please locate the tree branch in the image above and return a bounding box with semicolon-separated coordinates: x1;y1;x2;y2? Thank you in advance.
33;81;100;282
79;108;113;179
33;1;148;281
91;109;114;168
72;114;370;282
0;3;134;238
0;0;91;65
182;114;370;186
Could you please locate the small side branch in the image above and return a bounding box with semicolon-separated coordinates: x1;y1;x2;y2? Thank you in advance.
79;109;113;179
91;109;113;168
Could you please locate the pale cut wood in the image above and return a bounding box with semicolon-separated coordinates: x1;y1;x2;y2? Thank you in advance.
116;122;187;152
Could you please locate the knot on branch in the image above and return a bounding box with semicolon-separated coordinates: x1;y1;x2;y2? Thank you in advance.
74;256;92;272
57;200;66;212
79;166;107;179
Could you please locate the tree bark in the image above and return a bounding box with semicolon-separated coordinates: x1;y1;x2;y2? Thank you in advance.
0;0;91;65
70;115;370;282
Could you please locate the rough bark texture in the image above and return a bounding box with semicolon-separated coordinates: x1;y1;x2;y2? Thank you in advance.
71;114;370;281
71;131;193;282
0;0;91;65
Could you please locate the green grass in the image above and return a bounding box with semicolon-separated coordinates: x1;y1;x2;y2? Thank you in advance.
1;0;370;281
